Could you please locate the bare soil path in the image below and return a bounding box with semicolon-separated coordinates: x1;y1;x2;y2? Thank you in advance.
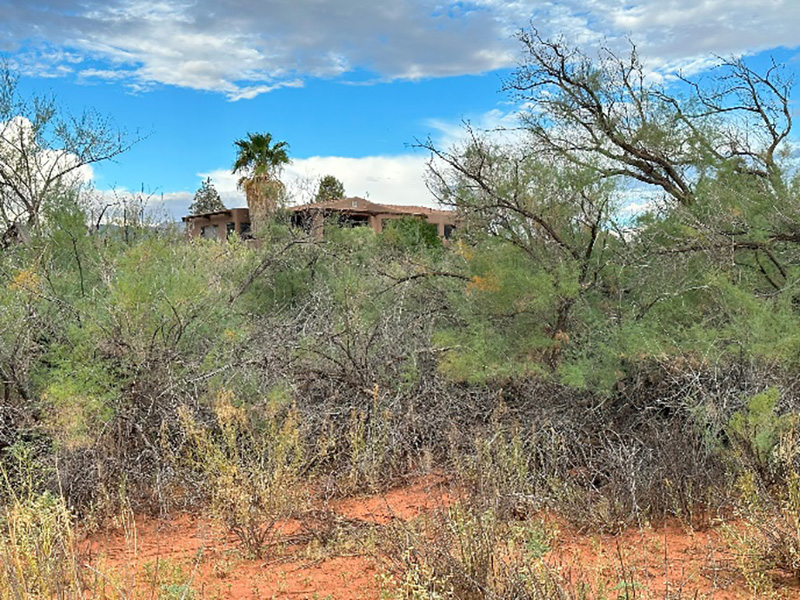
83;477;800;599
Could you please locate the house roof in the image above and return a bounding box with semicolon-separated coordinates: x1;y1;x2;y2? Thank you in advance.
183;198;454;221
181;207;249;221
386;204;454;216
289;196;452;216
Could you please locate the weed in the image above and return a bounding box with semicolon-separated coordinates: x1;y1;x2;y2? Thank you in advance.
380;500;580;599
0;489;79;598
180;389;307;559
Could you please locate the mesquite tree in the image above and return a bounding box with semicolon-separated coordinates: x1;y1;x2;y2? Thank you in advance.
0;65;134;232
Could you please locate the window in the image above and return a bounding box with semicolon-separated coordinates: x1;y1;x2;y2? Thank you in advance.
240;222;252;239
444;224;456;240
290;213;311;232
226;222;236;238
338;213;369;228
201;225;218;240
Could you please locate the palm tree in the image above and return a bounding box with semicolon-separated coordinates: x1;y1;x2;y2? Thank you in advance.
232;132;290;225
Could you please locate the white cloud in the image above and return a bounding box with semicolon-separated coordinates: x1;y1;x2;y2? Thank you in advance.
226;80;305;102
616;193;661;218
4;0;798;98
3;0;517;99
137;153;436;220
201;154;434;206
285;155;434;207
0;116;95;221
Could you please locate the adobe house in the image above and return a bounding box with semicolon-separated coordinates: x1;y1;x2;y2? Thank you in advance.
289;197;457;239
184;197;458;240
182;207;252;240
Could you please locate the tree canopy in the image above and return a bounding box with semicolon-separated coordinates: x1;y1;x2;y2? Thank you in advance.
314;175;345;203
188;177;226;215
232;132;290;224
0;65;134;231
423;28;800;386
232;132;290;178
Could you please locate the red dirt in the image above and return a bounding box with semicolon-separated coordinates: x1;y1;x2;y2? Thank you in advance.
547;521;745;599
83;478;800;599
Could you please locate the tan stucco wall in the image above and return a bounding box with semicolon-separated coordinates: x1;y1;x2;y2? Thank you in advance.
185;208;251;240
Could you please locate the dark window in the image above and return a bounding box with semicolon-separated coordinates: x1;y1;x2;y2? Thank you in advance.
291;213;312;232
240;222;252;238
226;222;236;238
444;224;456;240
338;213;369;228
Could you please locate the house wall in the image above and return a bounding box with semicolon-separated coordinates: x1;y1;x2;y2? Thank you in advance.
185;208;251;240
424;212;454;238
184;204;458;242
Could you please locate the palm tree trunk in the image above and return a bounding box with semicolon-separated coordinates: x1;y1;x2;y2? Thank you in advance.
243;174;283;228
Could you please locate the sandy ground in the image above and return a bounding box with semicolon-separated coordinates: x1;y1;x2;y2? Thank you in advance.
83;477;800;599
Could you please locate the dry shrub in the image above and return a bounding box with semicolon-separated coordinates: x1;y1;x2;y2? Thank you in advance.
0;490;80;598
0;443;81;598
446;382;727;534
379;500;576;600
726;471;800;595
179;389;307;558
0;445;137;599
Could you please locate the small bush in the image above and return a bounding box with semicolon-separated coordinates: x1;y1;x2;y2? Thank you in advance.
726;387;791;478
0;489;79;598
380;500;577;600
381;217;442;250
180;389;307;558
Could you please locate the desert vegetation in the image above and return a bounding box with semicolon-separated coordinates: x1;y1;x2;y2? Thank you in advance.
2;29;800;598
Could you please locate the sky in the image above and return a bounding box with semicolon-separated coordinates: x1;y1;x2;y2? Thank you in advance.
1;0;799;219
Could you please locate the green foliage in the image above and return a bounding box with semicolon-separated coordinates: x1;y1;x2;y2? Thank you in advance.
34;232;244;446
434;241;562;383
232;132;290;177
314;174;345;203
728;388;790;470
381;216;442;250
142;559;197;599
188;176;225;215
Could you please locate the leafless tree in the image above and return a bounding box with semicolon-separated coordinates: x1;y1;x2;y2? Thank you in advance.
425;29;799;299
505;29;794;208
0;65;136;231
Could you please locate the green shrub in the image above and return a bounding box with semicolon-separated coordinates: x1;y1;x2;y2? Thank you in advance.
180;389;307;558
381;217;442;250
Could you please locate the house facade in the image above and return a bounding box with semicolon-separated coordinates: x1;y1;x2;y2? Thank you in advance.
183;197;458;240
288;197;457;239
182;207;252;240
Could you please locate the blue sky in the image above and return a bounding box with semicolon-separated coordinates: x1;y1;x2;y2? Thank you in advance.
2;0;799;218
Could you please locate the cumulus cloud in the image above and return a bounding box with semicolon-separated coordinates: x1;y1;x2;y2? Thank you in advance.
2;0;798;99
2;0;515;99
195;153;434;210
287;155;434;206
0;116;95;221
134;153;436;221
